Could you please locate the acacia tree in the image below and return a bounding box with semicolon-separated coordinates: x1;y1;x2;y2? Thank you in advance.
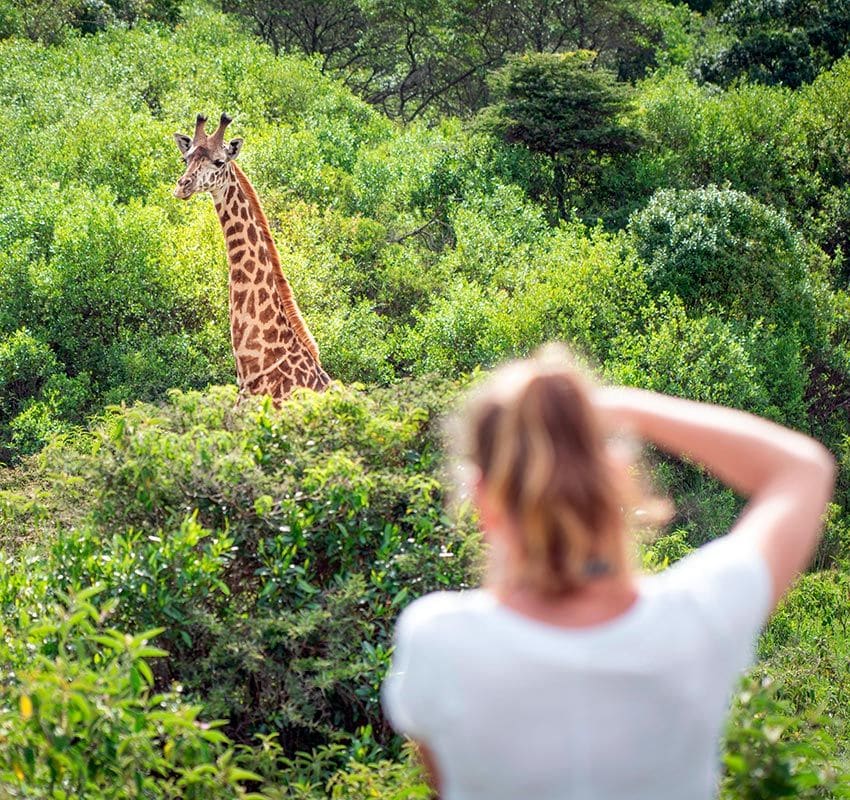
478;51;641;219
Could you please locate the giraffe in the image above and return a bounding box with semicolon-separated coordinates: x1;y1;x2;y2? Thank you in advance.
173;113;330;403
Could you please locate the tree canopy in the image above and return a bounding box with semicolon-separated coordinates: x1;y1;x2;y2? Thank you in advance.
478;51;641;216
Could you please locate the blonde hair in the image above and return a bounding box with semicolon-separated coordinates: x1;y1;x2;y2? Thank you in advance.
458;346;636;596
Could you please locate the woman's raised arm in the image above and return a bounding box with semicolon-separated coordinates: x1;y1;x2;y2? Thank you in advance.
595;387;837;609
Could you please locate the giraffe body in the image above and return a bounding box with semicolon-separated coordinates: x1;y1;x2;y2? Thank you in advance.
173;114;329;403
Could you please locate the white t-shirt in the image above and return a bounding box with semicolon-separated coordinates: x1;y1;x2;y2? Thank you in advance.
382;535;773;800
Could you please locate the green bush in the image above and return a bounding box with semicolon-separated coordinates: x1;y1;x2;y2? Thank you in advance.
608;296;772;412
0;328;58;420
7;400;69;458
51;513;234;635
312;300;396;385
27;382;479;751
0;586;259;799
399;221;651;377
401;280;511;376
721;672;849;800
523;225;649;364
629;186;812;329
443;184;550;288
629;64;850;269
698;0;850;90
642;529;693;569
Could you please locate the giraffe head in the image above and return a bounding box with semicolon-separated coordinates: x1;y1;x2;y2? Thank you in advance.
173;113;243;200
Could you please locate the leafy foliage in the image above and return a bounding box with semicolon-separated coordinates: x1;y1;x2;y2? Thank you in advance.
629;186;814;331
479;51;641;217
0;3;848;796
0;0;185;42
224;0;684;120
722;673;850;800
0;587;262;799
699;0;850;89
17;382;480;750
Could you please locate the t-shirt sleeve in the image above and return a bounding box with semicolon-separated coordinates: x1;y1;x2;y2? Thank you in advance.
660;534;773;669
381;594;446;742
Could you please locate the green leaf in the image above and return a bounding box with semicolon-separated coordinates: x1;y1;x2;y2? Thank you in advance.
227;768;264;783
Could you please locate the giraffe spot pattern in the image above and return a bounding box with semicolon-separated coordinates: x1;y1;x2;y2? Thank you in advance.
245;326;260;349
216;172;328;405
259;305;275;324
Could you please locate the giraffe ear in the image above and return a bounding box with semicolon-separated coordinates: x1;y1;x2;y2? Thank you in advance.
173;133;192;155
226;138;243;160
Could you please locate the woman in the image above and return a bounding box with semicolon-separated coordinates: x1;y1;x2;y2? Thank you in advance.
382;348;836;800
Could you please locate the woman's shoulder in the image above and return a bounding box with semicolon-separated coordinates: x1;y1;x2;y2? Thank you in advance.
644;535;773;645
395;589;491;640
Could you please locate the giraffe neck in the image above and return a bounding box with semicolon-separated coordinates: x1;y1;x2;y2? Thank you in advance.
212;163;329;401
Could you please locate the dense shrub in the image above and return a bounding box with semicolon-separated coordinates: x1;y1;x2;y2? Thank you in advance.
22;382;479;751
609;296;771;411
721;672;848;799
0;0;186;41
630;62;850;268
1;378;844;794
629;186;814;329
0;328;57;420
0;587;259;799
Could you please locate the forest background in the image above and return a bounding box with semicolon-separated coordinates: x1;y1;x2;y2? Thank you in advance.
0;0;849;796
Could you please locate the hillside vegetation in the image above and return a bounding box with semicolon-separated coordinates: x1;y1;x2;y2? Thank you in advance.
0;1;849;797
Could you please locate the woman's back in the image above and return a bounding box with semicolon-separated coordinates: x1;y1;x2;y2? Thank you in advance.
382;348;836;798
384;536;772;800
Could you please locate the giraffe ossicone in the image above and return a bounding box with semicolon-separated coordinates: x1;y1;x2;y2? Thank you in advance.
174;113;330;404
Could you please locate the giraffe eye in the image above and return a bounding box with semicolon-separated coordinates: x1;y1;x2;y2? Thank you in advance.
214;159;226;168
